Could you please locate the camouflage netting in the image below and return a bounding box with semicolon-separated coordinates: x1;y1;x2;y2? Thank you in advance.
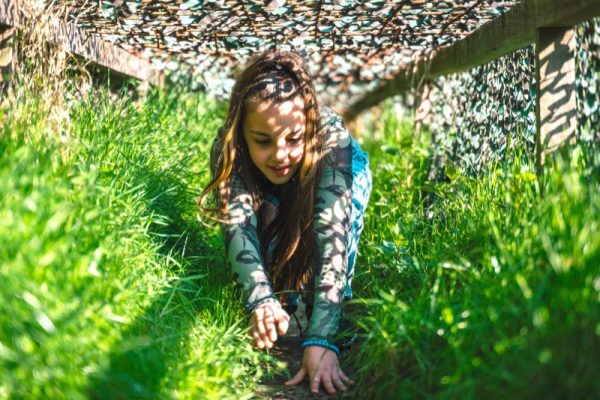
56;0;519;107
12;1;597;175
425;18;600;175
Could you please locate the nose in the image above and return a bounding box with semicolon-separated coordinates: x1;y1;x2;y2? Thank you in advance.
273;141;288;162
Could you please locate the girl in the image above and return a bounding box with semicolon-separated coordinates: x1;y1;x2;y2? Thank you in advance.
198;51;371;395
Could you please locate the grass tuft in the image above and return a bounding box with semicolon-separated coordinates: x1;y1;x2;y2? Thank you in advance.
350;104;600;399
0;85;279;399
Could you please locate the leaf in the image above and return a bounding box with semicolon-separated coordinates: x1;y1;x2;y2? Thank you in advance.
244;37;263;46
408;19;422;29
445;159;460;181
271;6;291;16
236;250;260;265
180;0;203;10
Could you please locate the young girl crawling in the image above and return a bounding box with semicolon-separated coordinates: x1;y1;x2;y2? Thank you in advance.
199;51;371;395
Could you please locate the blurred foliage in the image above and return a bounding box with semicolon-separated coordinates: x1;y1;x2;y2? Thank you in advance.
427;18;599;176
576;19;600;141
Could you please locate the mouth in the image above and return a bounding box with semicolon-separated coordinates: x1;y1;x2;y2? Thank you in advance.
269;165;291;176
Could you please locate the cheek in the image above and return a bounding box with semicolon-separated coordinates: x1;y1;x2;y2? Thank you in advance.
290;145;304;162
247;145;266;165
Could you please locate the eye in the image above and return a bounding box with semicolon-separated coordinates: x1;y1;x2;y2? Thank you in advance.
287;136;303;144
254;139;271;146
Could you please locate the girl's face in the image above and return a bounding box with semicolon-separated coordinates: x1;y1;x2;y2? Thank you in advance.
242;96;306;185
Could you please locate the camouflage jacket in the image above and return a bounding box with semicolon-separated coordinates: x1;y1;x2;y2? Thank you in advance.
213;107;353;345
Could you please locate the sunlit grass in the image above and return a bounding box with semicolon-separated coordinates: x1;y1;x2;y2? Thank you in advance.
0;86;277;399
350;102;600;399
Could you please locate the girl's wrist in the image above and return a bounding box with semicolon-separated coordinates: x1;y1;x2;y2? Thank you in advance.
246;295;280;316
301;338;340;355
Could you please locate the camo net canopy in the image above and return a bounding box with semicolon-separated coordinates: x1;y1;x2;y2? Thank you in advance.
62;0;519;106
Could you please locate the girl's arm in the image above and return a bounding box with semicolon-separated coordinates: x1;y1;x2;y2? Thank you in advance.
209;132;281;315
285;110;355;394
303;109;353;352
222;175;281;314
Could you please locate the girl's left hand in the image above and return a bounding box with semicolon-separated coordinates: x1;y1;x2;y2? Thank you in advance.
284;346;354;395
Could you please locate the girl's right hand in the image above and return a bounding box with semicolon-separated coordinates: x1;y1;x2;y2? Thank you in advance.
250;303;290;349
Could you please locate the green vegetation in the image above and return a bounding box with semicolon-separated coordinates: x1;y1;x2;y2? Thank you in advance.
1;81;598;399
0;86;278;399
350;104;600;399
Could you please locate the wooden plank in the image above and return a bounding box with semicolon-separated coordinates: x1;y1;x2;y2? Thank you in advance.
0;0;161;84
413;81;432;140
0;0;28;29
0;24;12;87
535;0;600;28
0;0;15;26
429;0;535;78
344;0;600;121
535;27;577;169
46;18;161;84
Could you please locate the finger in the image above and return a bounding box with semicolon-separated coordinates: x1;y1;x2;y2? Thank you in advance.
263;309;277;342
332;371;348;392
263;318;276;343
260;323;273;349
339;369;355;385
259;318;273;348
263;334;273;349
310;374;322;394
252;329;261;345
267;326;277;343
284;367;306;386
253;331;270;349
251;318;265;349
254;334;265;349
276;313;289;335
321;374;336;395
255;309;266;336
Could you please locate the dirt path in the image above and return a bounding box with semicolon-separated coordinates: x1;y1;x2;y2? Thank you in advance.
254;301;353;400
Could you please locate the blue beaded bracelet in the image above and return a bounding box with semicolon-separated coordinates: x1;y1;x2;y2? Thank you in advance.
301;339;340;355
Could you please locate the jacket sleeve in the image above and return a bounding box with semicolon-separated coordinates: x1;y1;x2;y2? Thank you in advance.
305;110;353;344
209;132;280;315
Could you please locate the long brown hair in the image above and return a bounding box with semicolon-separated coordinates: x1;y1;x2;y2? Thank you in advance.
198;51;324;300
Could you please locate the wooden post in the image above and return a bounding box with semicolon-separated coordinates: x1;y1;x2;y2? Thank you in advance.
534;27;577;170
0;24;13;94
414;81;432;140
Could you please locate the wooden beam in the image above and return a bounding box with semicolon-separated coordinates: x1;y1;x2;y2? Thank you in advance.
344;0;600;121
0;0;162;85
413;81;432;140
428;1;535;79
534;0;600;28
0;24;13;89
343;1;535;121
0;0;16;26
535;27;577;169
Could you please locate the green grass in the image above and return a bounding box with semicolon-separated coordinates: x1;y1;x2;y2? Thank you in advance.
1;81;598;399
349;103;600;399
0;86;278;399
